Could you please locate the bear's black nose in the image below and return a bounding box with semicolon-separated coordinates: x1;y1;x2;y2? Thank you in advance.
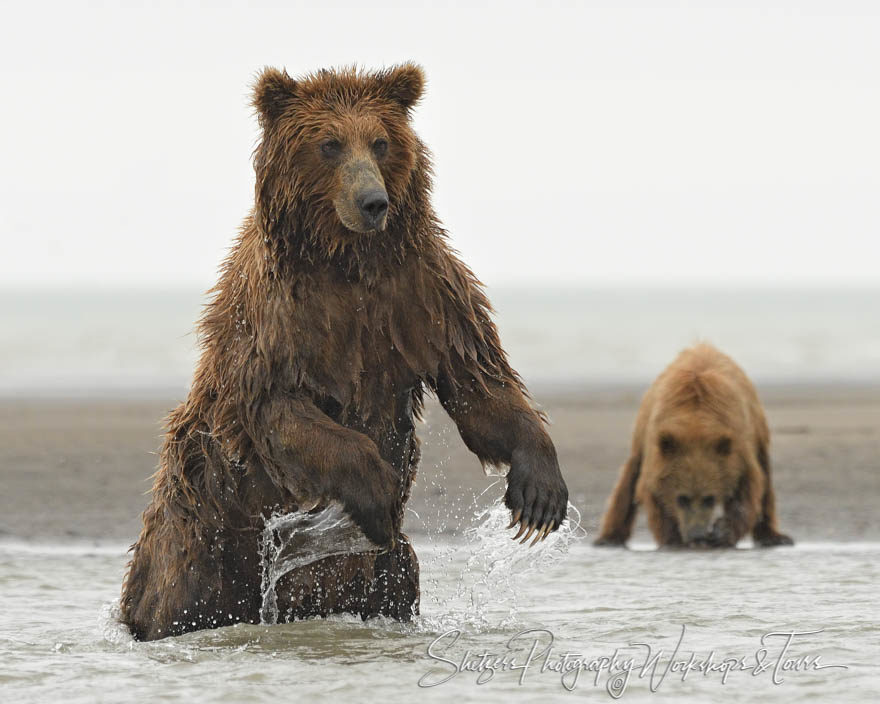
358;189;389;230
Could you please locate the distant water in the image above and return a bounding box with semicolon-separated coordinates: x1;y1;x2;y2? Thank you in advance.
0;499;876;702
1;286;878;395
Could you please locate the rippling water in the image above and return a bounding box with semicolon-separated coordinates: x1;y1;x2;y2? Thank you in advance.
1;501;877;702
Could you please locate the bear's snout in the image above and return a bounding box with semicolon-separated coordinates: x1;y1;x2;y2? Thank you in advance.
685;524;711;543
684;515;730;547
333;158;389;233
357;188;389;231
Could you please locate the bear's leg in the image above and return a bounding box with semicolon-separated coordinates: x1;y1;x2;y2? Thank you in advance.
644;497;683;547
369;534;420;620
122;522;263;640
752;444;794;547
594;454;642;546
273;537;419;623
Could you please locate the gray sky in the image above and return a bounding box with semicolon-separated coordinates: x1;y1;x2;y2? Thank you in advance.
1;1;878;288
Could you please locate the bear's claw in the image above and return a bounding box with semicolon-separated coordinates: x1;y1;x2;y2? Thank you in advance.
507;509;523;530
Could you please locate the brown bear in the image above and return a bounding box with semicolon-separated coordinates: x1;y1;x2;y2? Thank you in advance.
119;64;568;641
593;343;792;549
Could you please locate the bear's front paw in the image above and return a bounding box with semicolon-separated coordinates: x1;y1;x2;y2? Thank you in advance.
351;506;398;551
754;530;794;547
504;444;569;546
344;453;401;551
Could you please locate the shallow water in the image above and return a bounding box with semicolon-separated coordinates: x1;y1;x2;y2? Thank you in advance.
1;503;877;702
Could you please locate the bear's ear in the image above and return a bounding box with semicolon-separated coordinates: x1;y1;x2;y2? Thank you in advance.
375;63;425;110
253;67;297;123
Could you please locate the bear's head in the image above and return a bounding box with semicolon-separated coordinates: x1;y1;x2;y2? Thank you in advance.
251;64;425;251
638;369;761;547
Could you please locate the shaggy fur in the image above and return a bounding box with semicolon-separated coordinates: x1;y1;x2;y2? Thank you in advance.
594;344;792;549
120;64;568;641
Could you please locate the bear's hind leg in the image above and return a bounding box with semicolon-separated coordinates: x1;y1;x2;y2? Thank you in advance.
273;536;419;623
370;534;420;621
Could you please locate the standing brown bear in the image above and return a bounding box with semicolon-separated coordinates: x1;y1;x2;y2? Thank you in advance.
120;64;568;641
594;344;792;549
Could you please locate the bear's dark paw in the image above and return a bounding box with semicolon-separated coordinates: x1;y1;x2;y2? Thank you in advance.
348;500;400;551
343;453;402;551
754;531;794;547
504;444;569;546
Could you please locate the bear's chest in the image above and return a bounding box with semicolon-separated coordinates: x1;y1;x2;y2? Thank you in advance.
281;262;447;417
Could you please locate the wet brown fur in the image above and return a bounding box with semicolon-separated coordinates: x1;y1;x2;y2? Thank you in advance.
594;344;792;549
120;64;567;640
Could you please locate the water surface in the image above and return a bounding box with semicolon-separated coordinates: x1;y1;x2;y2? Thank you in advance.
1;504;876;702
3;286;878;394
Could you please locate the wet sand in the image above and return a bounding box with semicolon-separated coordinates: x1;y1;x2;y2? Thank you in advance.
1;385;878;545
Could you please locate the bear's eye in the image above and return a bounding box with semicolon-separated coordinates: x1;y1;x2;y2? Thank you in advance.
372;138;388;157
715;437;732;456
320;139;342;158
659;433;678;457
676;494;691;509
701;495;716;509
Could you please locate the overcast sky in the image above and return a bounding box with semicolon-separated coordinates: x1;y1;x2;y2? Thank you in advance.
1;1;878;288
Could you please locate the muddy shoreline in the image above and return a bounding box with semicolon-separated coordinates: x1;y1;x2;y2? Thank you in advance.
1;386;878;545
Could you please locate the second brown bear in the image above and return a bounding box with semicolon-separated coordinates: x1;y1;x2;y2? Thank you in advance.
594;343;793;549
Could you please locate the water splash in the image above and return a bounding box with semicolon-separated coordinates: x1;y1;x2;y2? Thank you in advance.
464;498;585;579
416;497;586;631
407;412;587;631
98;598;136;649
258;504;376;625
